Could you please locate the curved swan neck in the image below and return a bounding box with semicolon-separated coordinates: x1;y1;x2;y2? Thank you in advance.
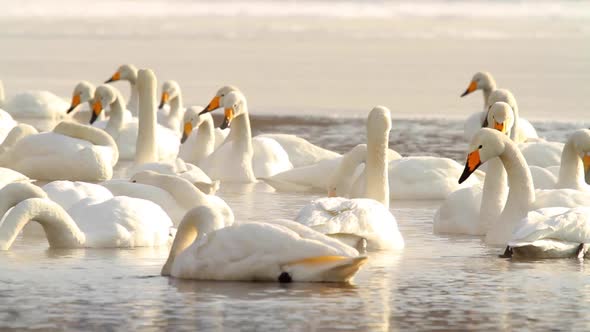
480;157;508;231
557;138;586;190
195;117;215;159
135;69;158;164
0;198;85;250
53;121;119;165
0;183;47;224
330;145;366;196
144;174;207;208
162;208;217;276
169;93;184;119
499;139;535;220
105;94;126;138
365;109;391;208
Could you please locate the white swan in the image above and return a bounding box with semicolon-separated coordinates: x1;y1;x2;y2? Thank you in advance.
201;85;340;168
161;205;367;282
295;106;403;251
199;90;292;182
0;182;172;250
91;83;180;162
104;64;139;115
178;107;228;166
458;128;590;246
0;167;29;189
157;80;185;133
65;81;106;124
0;108;17;144
0;80;69;132
0;121;118;181
460;72;537;143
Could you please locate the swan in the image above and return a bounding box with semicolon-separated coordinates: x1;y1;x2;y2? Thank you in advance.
0;107;17;144
65;81;106;124
201;85;341;168
295;106;403;251
161;205;367;282
0;167;29;189
178;107;228;166
157;80;185;133
91;83;180;162
0;80;69;132
458;128;590;246
460;72;537;143
0;182;173;250
199;90;292;182
104;64;139;115
0;121;118;181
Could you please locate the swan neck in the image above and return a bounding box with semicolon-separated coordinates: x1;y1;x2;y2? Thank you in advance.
135;70;158;164
105;97;125;138
150;175;206;208
480;157;508;231
194;118;215;160
331;146;366;196
499;140;535;221
161;215;200;276
0;198;85;250
0;80;5;107
365;128;390;208
128;81;139;116
170;94;183;118
557;139;585;189
230;112;253;160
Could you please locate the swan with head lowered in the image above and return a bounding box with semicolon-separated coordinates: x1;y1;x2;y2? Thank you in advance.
0;182;173;250
460;72;538;143
104;64;140;116
0;121;118;181
65;81;106;124
178;107;228;166
161;205;367;282
200;86;340;168
458;128;590;256
0;79;69;132
198;89;292;182
91;82;180;162
295;106;403;252
103;170;233;226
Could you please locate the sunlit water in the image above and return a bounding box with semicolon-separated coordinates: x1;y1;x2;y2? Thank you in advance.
2;117;590;330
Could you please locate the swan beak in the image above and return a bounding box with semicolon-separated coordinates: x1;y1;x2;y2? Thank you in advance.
461;81;478;97
90;101;103;124
583;153;590;172
67;94;81;114
199;95;221;115
493;121;506;133
220;108;234;129
181;122;193;144
105;71;121;83
282;255;368;282
459;149;482;184
159;92;169;109
328;188;337;197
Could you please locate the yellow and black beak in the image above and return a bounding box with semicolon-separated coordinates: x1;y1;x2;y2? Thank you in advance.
493;120;506;133
181;122;193;144
460;80;478;97
90;100;103;124
583;152;590;173
220;108;234;129
159;92;169;109
67;94;81;114
105;71;121;84
198;95;221;116
459;149;482;184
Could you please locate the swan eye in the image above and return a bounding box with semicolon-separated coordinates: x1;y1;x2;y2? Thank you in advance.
221;94;225;97
278;272;292;283
478;145;483;149
132;180;137;183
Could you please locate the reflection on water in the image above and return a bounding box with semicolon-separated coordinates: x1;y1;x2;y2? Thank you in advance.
2;118;590;330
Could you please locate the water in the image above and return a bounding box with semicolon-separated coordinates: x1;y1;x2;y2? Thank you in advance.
2;117;590;330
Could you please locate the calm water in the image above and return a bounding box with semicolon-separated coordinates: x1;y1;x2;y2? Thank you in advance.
2;117;590;331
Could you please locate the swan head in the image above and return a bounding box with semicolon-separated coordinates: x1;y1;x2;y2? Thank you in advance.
159;80;181;109
569;129;590;172
461;71;495;97
486;102;514;135
367;106;392;141
105;64;138;84
181;106;211;143
218;91;247;129
130;170;164;185
459;128;506;183
91;85;119;124
199;85;240;115
67;81;95;114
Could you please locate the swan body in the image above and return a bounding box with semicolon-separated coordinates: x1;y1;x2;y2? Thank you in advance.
519;141;563;168
0;121;118;181
0;182;172;250
92;84;179;161
162;206;366;282
42;181;113;211
0;109;17;144
1;89;69;132
258;134;340;168
296;106;403;251
0;167;29;189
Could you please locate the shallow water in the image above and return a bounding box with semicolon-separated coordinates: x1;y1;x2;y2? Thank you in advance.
2;117;590;330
